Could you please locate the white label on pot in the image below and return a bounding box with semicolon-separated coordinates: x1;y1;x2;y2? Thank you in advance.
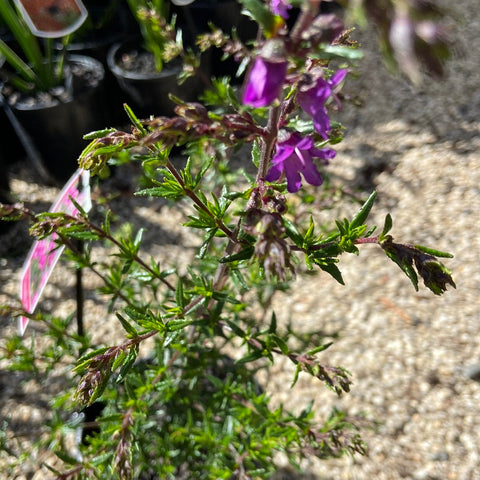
14;0;88;38
19;168;91;335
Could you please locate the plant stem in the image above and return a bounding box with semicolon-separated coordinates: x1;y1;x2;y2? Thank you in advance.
257;105;280;183
354;236;379;244
165;159;238;242
80;218;176;292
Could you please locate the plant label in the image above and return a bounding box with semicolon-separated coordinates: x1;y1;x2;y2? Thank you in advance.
19;169;91;335
14;0;88;38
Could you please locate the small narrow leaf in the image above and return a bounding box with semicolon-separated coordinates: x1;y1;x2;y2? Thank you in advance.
220;246;255;263
317;262;345;285
236;349;264;365
268;312;277;333
272;334;289;355
83;128;117;140
175;278;185;309
239;0;282;37
166;319;193;332
414;244;454;258
115;313;138;338
74;347;110;372
116;347;139;382
380;213;393;240
307;342;333;356
124;104;147;136
350;191;377;230
283;217;303;246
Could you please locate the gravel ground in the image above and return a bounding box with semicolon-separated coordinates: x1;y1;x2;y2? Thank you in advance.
271;1;480;478
1;1;479;479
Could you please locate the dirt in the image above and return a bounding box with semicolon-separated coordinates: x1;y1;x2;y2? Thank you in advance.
2;55;104;109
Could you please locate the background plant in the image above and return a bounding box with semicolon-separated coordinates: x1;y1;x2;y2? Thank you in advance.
126;0;181;72
0;0;455;479
0;1;73;94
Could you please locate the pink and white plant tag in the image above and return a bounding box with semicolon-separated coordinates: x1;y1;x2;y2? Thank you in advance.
19;169;91;335
14;0;88;38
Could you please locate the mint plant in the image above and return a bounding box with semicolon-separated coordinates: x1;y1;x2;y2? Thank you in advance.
0;1;455;479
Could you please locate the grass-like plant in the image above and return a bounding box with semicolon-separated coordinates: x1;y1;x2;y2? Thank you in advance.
125;0;179;72
0;1;67;94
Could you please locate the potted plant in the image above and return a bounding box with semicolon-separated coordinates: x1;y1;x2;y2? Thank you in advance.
171;0;258;79
0;0;108;182
59;0;134;62
107;0;209;119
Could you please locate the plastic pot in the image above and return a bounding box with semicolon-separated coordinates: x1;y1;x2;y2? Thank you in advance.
8;54;108;183
107;40;208;119
172;0;257;79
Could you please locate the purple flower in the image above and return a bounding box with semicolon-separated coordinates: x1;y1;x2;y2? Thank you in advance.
270;0;292;19
297;69;347;139
266;132;336;193
242;56;288;107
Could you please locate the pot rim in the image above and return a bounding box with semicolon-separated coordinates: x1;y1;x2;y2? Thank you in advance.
107;41;181;81
6;54;105;111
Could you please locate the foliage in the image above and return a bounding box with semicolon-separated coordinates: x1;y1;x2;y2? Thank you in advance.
0;0;455;479
126;0;187;73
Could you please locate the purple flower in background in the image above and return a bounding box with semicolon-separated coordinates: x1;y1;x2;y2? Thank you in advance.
266;132;336;193
242;56;288;107
297;69;347;139
270;0;292;19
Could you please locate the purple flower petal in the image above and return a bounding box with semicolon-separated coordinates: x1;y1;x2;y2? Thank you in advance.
266;132;334;193
297;69;347;139
243;57;288;107
270;0;292;19
329;69;348;87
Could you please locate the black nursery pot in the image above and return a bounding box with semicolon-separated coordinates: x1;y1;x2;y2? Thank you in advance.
107;41;208;120
54;1;135;126
10;55;108;182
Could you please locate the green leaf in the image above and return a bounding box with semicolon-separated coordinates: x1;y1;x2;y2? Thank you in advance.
116;346;139;382
53;449;79;466
236;349;265;365
198;228;218;259
335;219;347;236
175;278;185;309
268;312;277;333
283;217;303;246
115;313;138;338
317;262;345;285
307;342;333;356
136;171;184;200
380;213;393;240
219;246;255;263
271;334;289;355
111;349;127;371
381;238;419;291
318;45;364;60
83;128;117;140
414;244;454;258
211;291;241;304
124;104;147;136
350;191;377;230
239;0;282;37
166;319;194;332
225;319;246;337
74;347;110;372
290;364;301;388
304;216;315;244
251;139;261;168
